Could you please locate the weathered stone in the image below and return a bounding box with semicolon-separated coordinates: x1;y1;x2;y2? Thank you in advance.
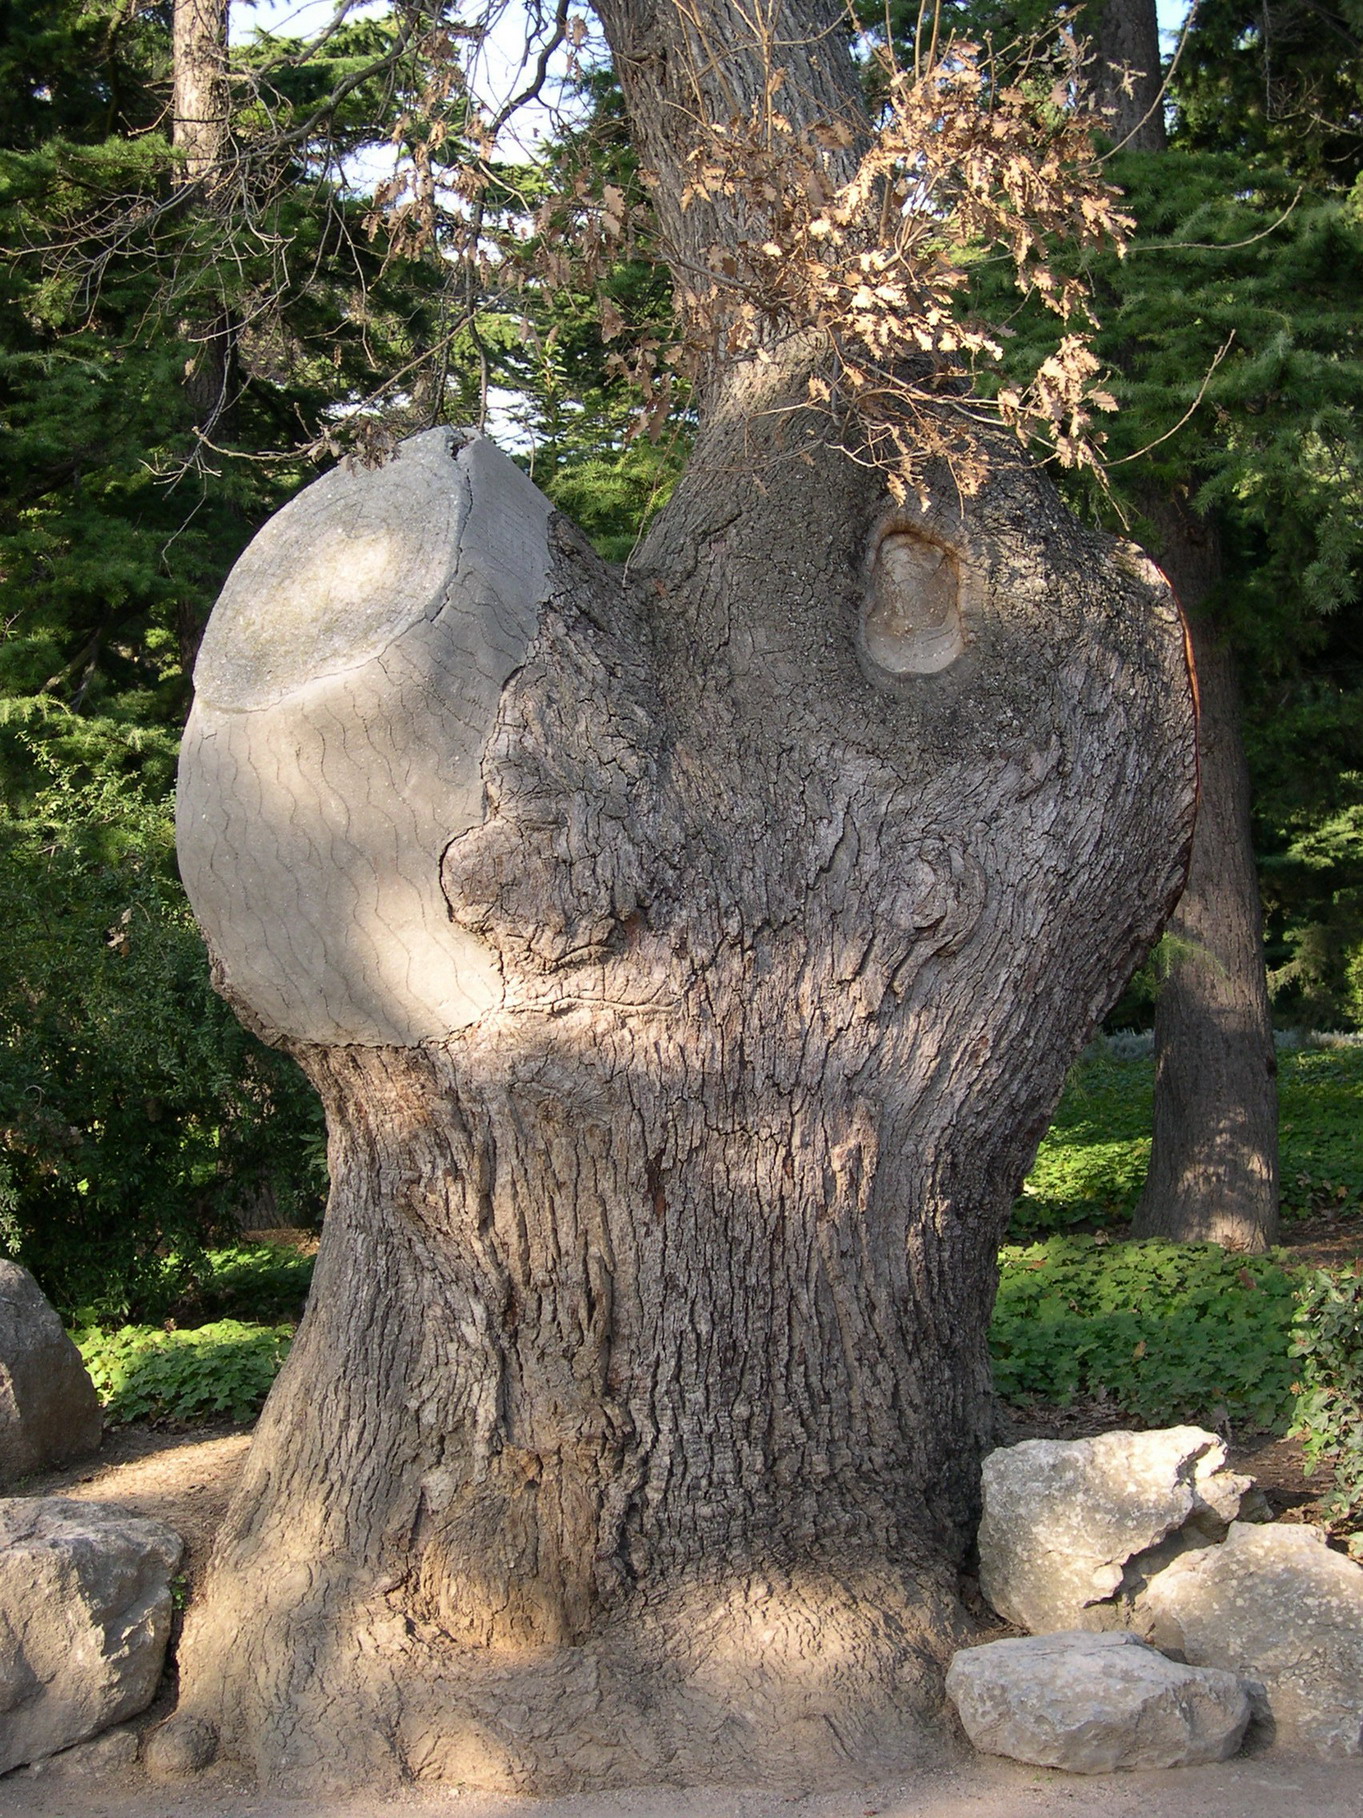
0;1261;101;1484
144;1712;218;1780
978;1426;1254;1633
26;1726;139;1779
946;1630;1251;1772
0;1497;182;1772
1139;1520;1363;1757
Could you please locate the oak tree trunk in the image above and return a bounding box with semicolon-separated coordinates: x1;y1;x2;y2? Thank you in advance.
167;1;1198;1792
1130;505;1280;1248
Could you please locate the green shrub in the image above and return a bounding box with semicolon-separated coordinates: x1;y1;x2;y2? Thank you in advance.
1278;1045;1363;1220
990;1237;1298;1430
75;1320;293;1426
184;1243;316;1323
1289;1264;1363;1546
0;719;327;1322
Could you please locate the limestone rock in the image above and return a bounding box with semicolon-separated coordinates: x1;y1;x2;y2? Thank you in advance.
946;1630;1251;1772
978;1426;1254;1633
144;1712;218;1780
26;1726;139;1779
0;1261;101;1484
0;1497;182;1772
1139;1520;1363;1757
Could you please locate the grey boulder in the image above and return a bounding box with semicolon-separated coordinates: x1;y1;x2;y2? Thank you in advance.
978;1426;1255;1633
0;1497;183;1772
0;1261;101;1484
946;1630;1251;1772
1140;1520;1363;1757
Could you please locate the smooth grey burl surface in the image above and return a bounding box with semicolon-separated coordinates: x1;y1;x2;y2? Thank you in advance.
177;429;553;1047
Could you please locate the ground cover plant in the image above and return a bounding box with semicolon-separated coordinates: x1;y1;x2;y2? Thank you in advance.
991;1237;1298;1431
1014;1041;1363;1233
69;1241;315;1427
76;1319;293;1427
1290;1263;1363;1548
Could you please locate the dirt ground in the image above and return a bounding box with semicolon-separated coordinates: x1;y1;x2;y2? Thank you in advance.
9;1412;1361;1818
2;1742;1361;1818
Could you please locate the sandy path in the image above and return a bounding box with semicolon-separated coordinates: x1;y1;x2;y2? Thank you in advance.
1;1750;1359;1818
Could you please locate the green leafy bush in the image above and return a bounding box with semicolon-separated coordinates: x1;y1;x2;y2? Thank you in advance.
1289;1264;1363;1546
75;1320;293;1426
1278;1045;1363;1220
182;1243;316;1324
0;719;327;1322
990;1237;1298;1431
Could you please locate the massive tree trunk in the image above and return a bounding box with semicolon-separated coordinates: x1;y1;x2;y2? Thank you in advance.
1090;0;1280;1249
165;1;1197;1792
1130;504;1279;1247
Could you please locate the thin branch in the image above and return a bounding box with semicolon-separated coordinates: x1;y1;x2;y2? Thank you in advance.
1106;332;1236;465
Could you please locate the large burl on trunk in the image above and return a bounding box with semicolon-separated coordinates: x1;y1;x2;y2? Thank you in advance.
169;3;1196;1794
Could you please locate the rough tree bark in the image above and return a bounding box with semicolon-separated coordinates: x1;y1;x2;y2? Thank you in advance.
172;0;235;677
173;0;229;188
172;0;231;430
1129;504;1280;1246
165;1;1197;1792
1088;0;1281;1249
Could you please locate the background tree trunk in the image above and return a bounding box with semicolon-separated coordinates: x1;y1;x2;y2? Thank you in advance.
172;0;234;676
1093;0;1167;149
166;1;1198;1791
173;0;229;187
1090;0;1281;1249
172;0;233;444
1130;503;1280;1247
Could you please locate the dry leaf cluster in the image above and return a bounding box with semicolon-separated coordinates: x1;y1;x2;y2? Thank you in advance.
520;21;1131;498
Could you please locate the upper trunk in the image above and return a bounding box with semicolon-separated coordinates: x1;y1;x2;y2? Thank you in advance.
172;0;233;453
1089;0;1168;151
173;0;229;188
162;1;1198;1792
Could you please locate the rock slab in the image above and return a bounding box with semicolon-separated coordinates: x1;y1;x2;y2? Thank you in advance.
1141;1520;1363;1757
0;1497;183;1772
0;1261;101;1484
978;1426;1253;1633
946;1630;1251;1772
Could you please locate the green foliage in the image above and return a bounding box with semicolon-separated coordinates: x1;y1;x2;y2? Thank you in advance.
75;1319;293;1426
101;1241;318;1330
1015;1055;1154;1231
1277;1044;1363;1216
1290;1263;1363;1542
991;1237;1299;1429
1015;1044;1363;1232
1174;0;1363;187
0;720;326;1321
173;1242;316;1325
